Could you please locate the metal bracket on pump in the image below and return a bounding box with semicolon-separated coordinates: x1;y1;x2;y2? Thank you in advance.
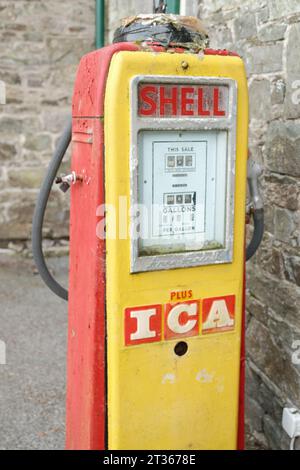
247;159;263;212
55;171;82;193
246;157;264;261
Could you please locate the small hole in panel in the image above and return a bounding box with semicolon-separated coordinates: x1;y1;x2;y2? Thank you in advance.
174;341;188;357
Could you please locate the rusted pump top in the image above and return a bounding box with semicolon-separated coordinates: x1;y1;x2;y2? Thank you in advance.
113;14;209;53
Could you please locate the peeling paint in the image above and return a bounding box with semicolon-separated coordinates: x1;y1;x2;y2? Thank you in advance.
196;369;215;383
215;377;225;394
162;373;176;384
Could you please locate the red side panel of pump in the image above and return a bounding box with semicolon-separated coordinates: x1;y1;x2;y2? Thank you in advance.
66;43;139;451
66;118;105;450
237;268;246;450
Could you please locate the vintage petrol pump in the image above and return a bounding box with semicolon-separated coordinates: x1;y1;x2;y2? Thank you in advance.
32;13;264;450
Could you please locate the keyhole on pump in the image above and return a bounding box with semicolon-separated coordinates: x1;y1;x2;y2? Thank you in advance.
174;341;188;357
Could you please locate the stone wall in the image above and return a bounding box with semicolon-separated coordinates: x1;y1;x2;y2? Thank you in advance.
0;0;96;246
196;0;300;450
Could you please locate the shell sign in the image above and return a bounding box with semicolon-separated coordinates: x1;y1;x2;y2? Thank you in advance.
124;295;235;346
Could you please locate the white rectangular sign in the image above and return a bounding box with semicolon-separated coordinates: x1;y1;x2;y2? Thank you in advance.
138;130;228;257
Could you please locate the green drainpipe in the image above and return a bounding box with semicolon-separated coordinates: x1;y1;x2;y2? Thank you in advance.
167;0;181;14
96;0;105;49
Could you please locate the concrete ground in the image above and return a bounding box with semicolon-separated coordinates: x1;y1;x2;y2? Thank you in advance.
0;254;68;450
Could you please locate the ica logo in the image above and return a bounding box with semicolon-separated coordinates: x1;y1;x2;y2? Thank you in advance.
124;295;236;346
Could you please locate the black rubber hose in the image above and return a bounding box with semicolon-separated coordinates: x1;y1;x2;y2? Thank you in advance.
246;208;264;261
32;118;72;301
